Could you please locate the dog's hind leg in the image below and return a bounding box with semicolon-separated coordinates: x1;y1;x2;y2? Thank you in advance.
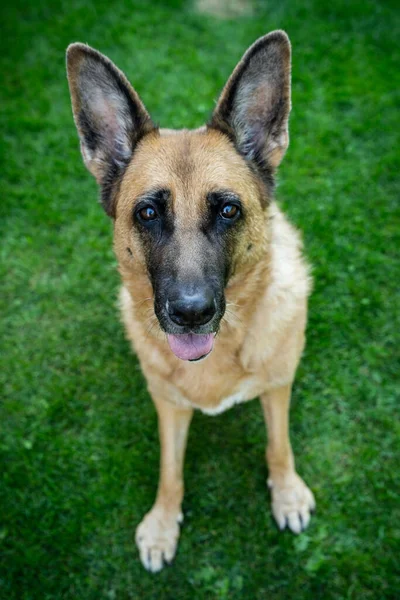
135;396;193;573
260;385;316;534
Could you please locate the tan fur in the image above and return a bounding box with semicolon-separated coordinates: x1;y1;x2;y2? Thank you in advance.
66;31;316;574
115;127;315;571
116;128;310;406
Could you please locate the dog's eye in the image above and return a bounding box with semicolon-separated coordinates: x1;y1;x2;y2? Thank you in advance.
220;203;240;220
138;206;157;222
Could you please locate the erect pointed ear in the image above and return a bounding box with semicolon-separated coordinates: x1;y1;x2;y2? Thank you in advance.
209;30;291;185
66;43;156;217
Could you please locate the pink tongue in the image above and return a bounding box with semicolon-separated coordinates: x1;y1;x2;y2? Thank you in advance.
167;333;214;361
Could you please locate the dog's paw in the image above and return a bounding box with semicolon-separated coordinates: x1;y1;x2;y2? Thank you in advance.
135;507;183;573
268;472;316;534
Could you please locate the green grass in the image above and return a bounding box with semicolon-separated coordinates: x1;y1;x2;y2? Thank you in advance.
1;0;399;598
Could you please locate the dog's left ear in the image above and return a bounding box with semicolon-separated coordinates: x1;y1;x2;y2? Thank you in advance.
210;30;291;180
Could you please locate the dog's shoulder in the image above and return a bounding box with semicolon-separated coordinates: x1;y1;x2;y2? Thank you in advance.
268;202;312;301
239;202;311;374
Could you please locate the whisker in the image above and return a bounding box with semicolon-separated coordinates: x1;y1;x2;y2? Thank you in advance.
225;307;243;325
221;314;235;330
226;302;240;309
146;319;158;338
143;314;156;326
136;297;153;309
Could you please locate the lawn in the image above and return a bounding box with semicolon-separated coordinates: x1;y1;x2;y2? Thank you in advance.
1;0;399;598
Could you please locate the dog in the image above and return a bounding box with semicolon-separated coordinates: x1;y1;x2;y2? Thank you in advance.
66;30;315;573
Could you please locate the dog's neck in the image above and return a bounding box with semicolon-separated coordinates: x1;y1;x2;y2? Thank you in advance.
223;256;271;341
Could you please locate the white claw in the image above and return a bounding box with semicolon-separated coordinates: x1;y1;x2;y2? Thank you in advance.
300;507;311;530
149;548;163;573
268;472;315;534
136;507;181;573
274;509;287;530
287;511;302;534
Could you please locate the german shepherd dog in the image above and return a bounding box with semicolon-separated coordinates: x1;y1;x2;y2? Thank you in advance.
67;30;315;573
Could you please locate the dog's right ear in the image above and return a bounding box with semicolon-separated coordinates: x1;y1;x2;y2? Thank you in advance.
66;43;155;217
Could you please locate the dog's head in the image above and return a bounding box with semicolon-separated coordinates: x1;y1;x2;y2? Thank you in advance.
67;31;291;361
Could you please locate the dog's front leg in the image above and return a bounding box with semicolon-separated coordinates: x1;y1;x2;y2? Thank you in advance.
260;385;315;534
136;394;193;573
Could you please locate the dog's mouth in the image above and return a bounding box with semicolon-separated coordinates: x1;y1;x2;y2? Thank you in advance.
166;333;215;361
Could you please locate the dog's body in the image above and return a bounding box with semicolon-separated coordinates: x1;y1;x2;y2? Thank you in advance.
67;31;315;573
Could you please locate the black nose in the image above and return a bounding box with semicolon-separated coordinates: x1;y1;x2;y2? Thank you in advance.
168;288;216;327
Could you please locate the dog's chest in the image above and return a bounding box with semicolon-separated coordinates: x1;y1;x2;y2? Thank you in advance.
171;359;266;415
196;376;264;415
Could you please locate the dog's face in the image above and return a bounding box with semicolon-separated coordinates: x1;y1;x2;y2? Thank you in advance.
114;129;272;360
67;32;291;360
